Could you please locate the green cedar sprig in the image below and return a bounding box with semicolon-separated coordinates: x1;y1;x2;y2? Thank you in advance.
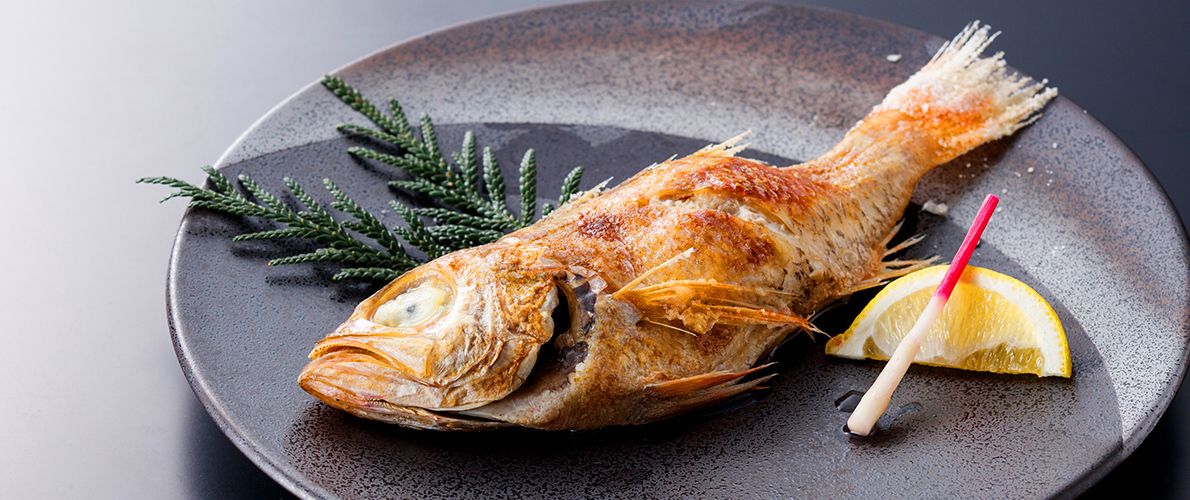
138;168;415;281
323;73;583;237
543;165;585;216
139;76;586;281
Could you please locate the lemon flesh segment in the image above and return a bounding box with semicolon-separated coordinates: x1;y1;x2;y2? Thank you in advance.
825;265;1071;377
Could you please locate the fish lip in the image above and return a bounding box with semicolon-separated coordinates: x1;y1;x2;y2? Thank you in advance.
299;376;498;428
299;340;497;413
298;354;508;429
297;350;413;416
307;338;403;368
298;346;410;408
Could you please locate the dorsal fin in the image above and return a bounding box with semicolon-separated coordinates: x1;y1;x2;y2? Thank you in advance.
689;131;752;159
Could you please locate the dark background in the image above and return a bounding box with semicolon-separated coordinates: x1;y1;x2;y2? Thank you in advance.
0;1;1184;498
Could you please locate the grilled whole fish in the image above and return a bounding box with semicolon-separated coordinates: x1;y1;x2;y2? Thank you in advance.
299;23;1056;430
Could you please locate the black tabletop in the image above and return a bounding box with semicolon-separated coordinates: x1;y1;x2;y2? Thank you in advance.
1;0;1185;498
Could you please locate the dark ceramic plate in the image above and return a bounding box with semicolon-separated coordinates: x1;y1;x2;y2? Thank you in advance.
169;1;1190;499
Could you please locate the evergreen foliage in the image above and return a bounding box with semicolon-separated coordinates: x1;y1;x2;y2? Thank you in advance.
140;75;586;281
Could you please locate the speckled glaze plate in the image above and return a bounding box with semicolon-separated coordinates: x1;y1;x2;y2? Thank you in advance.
168;1;1190;499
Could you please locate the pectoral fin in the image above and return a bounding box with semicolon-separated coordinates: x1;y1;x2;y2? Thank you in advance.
638;365;775;422
620;279;815;334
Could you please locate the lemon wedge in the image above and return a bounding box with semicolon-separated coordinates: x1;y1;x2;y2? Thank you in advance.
825;265;1070;377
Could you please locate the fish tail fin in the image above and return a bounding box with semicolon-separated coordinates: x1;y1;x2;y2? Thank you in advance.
809;21;1057;183
880;21;1057;154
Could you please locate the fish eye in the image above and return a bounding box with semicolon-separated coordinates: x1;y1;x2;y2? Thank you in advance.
372;277;453;328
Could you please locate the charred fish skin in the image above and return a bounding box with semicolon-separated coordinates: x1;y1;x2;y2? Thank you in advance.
300;22;1056;430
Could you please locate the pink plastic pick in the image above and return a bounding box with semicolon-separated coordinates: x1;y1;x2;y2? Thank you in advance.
846;194;999;436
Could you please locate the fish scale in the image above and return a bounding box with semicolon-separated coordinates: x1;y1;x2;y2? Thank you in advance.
299;22;1057;430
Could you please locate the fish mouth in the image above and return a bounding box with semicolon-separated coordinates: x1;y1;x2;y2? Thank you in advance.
298;345;510;430
306;339;404;370
299;278;593;429
300;338;493;411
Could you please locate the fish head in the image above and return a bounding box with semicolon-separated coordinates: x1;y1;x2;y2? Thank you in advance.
298;245;567;428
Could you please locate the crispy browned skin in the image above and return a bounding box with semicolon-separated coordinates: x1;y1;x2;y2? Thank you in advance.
459;117;952;429
299;23;1057;430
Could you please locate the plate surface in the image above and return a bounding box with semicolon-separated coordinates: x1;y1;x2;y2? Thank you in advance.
169;1;1190;499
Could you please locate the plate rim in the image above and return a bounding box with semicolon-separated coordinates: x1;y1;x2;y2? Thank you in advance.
167;1;1190;498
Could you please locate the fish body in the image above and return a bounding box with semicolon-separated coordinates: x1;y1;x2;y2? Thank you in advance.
299;23;1056;430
